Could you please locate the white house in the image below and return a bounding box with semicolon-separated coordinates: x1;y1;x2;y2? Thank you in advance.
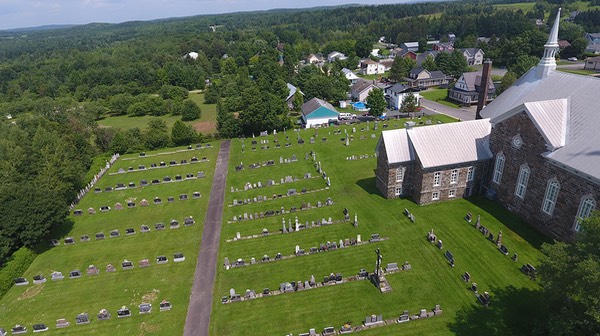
327;51;347;63
301;98;339;128
360;59;385;75
461;48;485;65
351;79;377;102
342;68;360;85
384;83;422;110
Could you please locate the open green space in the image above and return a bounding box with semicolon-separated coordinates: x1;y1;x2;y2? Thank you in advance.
97;92;217;134
209;121;549;335
0;144;220;335
420;88;462;109
557;68;599;76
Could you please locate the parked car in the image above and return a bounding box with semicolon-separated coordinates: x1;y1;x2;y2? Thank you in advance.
568;57;578;61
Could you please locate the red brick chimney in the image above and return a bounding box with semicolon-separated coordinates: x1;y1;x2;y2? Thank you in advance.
476;59;492;120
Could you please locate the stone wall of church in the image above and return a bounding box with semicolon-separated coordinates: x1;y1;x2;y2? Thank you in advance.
488;112;600;241
375;141;414;199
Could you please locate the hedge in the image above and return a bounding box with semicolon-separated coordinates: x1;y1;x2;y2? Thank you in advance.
0;247;37;299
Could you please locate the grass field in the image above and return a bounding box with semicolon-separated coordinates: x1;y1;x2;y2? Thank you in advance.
557;68;599;76
2;116;550;335
420;88;462;109
208;120;549;335
0;144;220;335
97;92;218;134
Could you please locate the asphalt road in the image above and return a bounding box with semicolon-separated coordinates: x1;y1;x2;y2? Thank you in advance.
184;140;231;336
420;98;477;121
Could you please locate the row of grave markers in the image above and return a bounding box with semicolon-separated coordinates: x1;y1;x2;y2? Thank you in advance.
13;253;185;287
222;262;411;304
51;217;195;247
95;172;205;193
70;154;119;210
288;305;442;336
121;143;213;161
232;172;317;193
110;157;208;176
73;193;201;216
224;234;386;269
3;301;172;335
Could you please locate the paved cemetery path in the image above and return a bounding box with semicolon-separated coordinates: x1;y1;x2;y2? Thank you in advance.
184;140;231;336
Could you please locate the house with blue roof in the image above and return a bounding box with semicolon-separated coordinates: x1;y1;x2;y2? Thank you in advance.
300;98;339;128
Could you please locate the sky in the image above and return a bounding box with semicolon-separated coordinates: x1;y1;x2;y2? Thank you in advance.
0;0;408;30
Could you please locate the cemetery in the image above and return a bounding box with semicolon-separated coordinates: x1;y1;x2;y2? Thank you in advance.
0;124;550;336
0;145;218;335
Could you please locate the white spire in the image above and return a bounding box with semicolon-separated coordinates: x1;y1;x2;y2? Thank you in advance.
537;8;561;78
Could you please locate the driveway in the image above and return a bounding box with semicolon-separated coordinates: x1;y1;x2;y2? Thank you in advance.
420;98;477;121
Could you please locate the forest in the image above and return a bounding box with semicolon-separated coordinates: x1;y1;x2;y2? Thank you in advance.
0;0;599;265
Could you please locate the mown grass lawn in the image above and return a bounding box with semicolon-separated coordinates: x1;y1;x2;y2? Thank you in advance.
420;88;462;109
0;144;220;335
557;68;599;76
209;121;549;335
97;92;218;134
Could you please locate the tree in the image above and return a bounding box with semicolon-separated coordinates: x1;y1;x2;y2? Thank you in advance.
180;99;202;121
389;57;407;82
401;92;419;118
509;54;539;78
436;50;468;79
497;71;517;95
216;101;241;138
418;38;428;53
355;36;373;58
422;55;438;71
159;85;189;101
366;88;386;117
292;91;304;112
538;214;600;335
171;120;198;146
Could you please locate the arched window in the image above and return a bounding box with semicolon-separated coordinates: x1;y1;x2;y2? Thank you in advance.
574;196;596;232
396;167;404;182
515;165;530;199
542;179;560;215
492;153;505;184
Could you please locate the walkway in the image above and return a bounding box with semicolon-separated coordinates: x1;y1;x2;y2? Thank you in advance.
420;98;477;121
184;140;231;336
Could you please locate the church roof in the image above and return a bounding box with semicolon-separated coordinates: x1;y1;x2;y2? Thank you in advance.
379;119;493;168
481;68;600;180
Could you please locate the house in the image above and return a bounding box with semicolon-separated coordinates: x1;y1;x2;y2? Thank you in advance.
285;83;304;110
300;98;339;128
360;59;385;75
351;79;377;102
585;32;600;45
405;68;451;88
400;42;419;52
443;33;456;42
585;43;600;54
379;59;394;71
384;83;422;110
416;50;440;66
461;48;485;65
557;40;571;49
584;56;600;70
376;9;600;242
390;48;417;60
342;68;360;85
375;119;492;201
433;42;454;52
306;54;324;65
327;51;347;63
448;71;495;105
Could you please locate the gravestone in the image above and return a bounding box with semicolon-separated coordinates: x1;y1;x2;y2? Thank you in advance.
69;270;82;279
64;237;75;245
159;300;172;311
117;306;131;318
114;203;123;210
153;197;162;204
193;192;201;199
100;206;110;212
110;229;120;238
73;209;83;216
174;253;185;262
170;220;180;229
51;271;64;281
184;216;195;226
139;303;152;314
86;265;99;276
125;228;135;235
75;313;89;325
167;196;175;203
14;277;29;286
155;222;165;230
140;180;149;187
140;225;150;233
95;232;105;240
121;260;134;270
140;199;149;206
156;256;168;264
97;309;111;321
106;264;116;272
56;318;70;328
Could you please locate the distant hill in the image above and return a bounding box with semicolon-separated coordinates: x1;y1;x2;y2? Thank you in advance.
2;24;77;33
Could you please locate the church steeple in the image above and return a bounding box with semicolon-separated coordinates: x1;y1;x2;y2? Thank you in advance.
537;8;561;78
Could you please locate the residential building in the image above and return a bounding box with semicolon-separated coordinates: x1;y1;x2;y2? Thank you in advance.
360;59;385;75
384;83;422;110
391;48;417;60
460;48;485;65
405;68;451;88
433;42;454;51
585;32;600;45
342;68;360;85
285;83;303;110
448;71;495;105
584;56;600;70
300;98;339;128
376;10;599;242
327;51;347;63
306;54;324;65
351;79;377;102
379;59;394;71
416;50;440;66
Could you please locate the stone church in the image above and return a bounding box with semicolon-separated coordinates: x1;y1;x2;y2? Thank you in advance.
376;9;599;241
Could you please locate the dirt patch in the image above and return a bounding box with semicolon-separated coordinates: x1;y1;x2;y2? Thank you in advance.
139;322;161;335
141;289;160;302
193;121;216;134
18;284;43;300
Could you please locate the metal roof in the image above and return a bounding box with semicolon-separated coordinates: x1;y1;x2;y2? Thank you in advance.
407;119;493;168
300;98;338;117
379;119;492;168
481;66;600;181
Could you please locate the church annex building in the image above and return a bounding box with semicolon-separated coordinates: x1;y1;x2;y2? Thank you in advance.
376;9;599;241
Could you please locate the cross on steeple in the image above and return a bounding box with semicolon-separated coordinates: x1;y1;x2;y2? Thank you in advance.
537;8;561;78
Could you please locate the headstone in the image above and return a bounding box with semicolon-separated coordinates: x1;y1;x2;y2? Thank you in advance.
159;300;172;311
97;309;111;321
56;318;70;328
69;270;82;279
139;303;152;314
174;252;185;262
75;313;89;325
156;255;168;264
117;306;131;318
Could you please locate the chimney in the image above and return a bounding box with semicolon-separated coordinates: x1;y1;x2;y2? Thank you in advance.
476;59;492;119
